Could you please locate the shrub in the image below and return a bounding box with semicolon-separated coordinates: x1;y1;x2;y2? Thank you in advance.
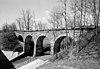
0;23;20;51
57;49;69;60
1;31;19;51
49;49;69;62
49;55;57;62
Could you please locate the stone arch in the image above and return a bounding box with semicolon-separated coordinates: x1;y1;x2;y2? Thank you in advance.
25;35;34;56
36;36;46;56
61;36;75;49
18;35;23;42
54;35;66;54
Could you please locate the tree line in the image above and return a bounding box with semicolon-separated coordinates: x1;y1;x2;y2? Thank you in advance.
2;0;100;31
1;0;100;51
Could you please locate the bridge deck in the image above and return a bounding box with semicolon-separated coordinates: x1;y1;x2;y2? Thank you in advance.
12;25;96;32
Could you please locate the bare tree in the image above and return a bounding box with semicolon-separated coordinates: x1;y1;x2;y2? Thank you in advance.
22;10;32;30
9;23;17;31
36;21;46;30
59;0;68;49
2;23;10;32
2;23;17;32
17;9;35;31
48;6;64;28
71;0;100;26
59;0;67;28
1;23;19;50
70;0;100;52
16;18;21;30
48;6;64;41
16;18;24;30
70;0;100;37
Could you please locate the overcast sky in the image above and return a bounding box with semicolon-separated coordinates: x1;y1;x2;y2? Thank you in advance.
0;0;70;29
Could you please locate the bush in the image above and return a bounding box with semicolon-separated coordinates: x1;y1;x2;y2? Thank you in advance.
49;55;57;62
0;23;20;51
1;31;19;51
49;49;69;62
57;49;69;60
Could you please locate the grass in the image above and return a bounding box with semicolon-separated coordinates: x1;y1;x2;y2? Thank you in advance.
37;47;100;69
49;49;69;62
38;57;100;69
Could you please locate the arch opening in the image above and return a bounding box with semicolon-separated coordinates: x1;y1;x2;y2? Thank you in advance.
25;35;34;57
18;35;23;42
43;44;51;55
36;36;46;56
54;36;66;54
43;38;51;55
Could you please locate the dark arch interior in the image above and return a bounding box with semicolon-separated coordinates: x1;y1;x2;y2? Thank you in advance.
25;35;34;56
61;36;74;49
36;36;46;56
25;35;32;43
18;35;23;42
10;35;34;62
54;36;66;54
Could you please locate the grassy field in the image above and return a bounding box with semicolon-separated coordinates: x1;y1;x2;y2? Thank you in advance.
37;57;100;69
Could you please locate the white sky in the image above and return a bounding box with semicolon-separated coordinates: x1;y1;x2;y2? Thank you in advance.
0;0;70;29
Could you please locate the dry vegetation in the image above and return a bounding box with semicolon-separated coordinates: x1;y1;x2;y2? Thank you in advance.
38;27;100;69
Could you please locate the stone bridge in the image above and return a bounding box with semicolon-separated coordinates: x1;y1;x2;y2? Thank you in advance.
15;29;80;56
